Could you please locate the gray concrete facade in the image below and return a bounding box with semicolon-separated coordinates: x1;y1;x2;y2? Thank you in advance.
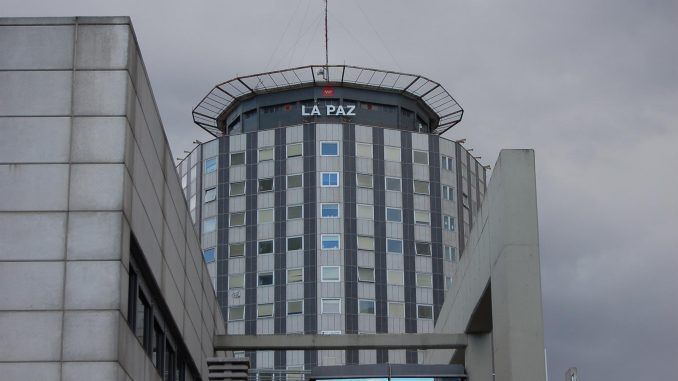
0;16;224;381
425;149;546;381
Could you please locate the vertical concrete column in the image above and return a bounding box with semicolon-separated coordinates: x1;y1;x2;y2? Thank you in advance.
465;334;494;381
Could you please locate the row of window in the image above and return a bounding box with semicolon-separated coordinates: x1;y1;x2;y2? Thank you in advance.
212;236;455;258
225;206;456;228
228;266;434;288
227;174;437;193
228;300;434;320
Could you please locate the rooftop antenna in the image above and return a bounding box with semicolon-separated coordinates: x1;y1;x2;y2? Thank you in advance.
324;0;329;80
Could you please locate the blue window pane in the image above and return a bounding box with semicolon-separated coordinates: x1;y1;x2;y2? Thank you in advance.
320;142;339;156
203;248;216;263
204;157;217;173
321;204;339;218
387;239;403;254
321;236;340;250
321;172;339;186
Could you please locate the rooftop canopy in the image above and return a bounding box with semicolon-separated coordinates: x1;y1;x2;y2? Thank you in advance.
193;65;463;137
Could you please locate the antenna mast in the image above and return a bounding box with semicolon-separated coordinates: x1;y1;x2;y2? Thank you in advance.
324;0;329;79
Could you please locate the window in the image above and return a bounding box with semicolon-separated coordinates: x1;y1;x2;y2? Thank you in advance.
258;240;274;255
189;195;196;211
442;185;454;201
287;236;303;251
230;152;245;166
443;215;455;231
320;141;339;156
416;273;433;288
415;242;431;256
385;177;401;191
356;143;372;158
321;172;339;187
321;266;340;282
233;351;245;358
258;147;274;162
287;205;303;219
417;304;433;319
358;267;375;283
386;239;403;254
134;287;150;347
446;276;453;290
320;203;340;218
287;300;303;315
384;146;401;161
441;155;454;171
258;272;274;286
228;305;245;321
321;298;341;314
444;246;456;261
202;247;216;263
202;217;216;233
204;157;217;173
389;302;405;318
356;174;373;188
181;174;187;189
287;143;303;158
287;173;303;188
387;270;404;285
287;268;303;283
358;299;375;314
413;180;430;195
230;212;245;227
386;207;402;223
204;187;217;203
229;243;245;257
413;150;429;164
259;178;274;192
321;234;340;250
258;208;274;224
357;236;375;251
229;274;244;289
257;303;274;318
356;204;373;219
414;210;431;225
189;165;197;181
462;192;469;208
230;182;245;196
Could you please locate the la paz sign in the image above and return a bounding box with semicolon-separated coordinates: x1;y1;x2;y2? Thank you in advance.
301;104;356;116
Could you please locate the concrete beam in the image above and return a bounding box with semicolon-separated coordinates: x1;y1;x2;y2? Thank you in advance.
213;333;467;351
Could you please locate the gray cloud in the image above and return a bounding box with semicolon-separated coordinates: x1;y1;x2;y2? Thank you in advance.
4;0;677;379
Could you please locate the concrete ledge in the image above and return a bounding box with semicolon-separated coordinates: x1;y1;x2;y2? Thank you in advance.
214;333;467;351
0;16;131;26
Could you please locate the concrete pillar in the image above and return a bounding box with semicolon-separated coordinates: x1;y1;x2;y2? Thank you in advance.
465;333;494;381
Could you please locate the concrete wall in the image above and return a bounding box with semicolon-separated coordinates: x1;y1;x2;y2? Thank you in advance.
0;16;224;380
425;150;546;381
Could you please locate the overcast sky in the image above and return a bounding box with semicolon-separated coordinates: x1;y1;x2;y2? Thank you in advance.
5;0;677;379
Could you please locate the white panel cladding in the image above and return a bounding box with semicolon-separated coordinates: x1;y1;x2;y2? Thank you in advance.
412;164;430;180
357;251;375;267
411;132;429;150
201;231;217;249
0;71;72;116
415;255;433;273
0;212;67;261
413;195;431;211
383;128;401;147
416;288;434;305
318;280;343;298
443;230;457;244
358;315;376;331
257;223;275;239
229;196;246;212
286;315;304;333
287;220;304;236
315;123;343;140
385;191;403;208
387;285;405;302
286;157;304;174
201;201;217;218
0;164;69;211
257;192;275;208
256;351;275;368
318;252;342;267
385;222;403;239
202;139;219;157
228;258;246;274
355;188;374;204
359;350;377;364
227;289;244;307
357;283;375;299
286;350;304;366
229;134;246;151
285;125;303;143
384;161;402;177
286;251;304;268
318;187;342;203
318;218;342;234
319;350;345;366
386;253;404;270
417;319;434;333
414;226;432;242
229;165;246;181
257;286;274;304
354;125;372;143
257;253;274;271
203;171;217;188
258;129;275;147
319;314;343;331
258;161;274;178
389;349;406;364
355;158;373;174
228;321;244;335
287;284;304;300
228;226;246;242
0;117;71;163
286;188;304;204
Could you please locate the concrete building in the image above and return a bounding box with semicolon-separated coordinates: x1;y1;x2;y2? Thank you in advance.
0;17;224;380
177;66;487;370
